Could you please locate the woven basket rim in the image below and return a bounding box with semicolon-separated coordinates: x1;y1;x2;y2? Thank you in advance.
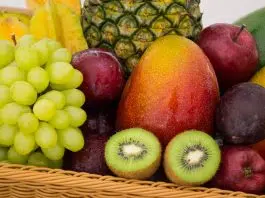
0;162;263;198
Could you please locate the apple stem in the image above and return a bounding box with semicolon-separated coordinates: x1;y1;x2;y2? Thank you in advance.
11;34;17;46
233;24;246;42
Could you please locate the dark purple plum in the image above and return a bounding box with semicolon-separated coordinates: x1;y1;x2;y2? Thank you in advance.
81;105;117;136
71;48;125;107
69;134;110;175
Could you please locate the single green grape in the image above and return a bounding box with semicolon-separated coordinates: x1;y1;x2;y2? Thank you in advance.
7;146;29;165
0;66;25;86
48;159;63;169
49;110;70;130
27;67;49;93
35;122;57;148
49;48;72;63
42;143;65;161
15;46;41;71
18;113;39;134
50;69;83;90
33;99;56;121
63;89;85;107
14;132;36;155
10;81;37;106
64;106;87;128
58;127;84;152
16;35;37;47
0;146;8;161
28;152;49;167
0;124;17;146
0;40;15;68
46;62;74;84
0;85;12;107
1;102;29;125
64;69;83;89
39;90;65;109
32;39;49;66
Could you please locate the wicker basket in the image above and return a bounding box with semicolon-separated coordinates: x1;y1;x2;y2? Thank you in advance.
0;162;263;198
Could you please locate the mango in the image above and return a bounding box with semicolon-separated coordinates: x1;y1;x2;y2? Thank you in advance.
116;35;220;146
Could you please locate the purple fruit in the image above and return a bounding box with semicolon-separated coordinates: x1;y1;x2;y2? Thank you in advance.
71;48;125;107
70;134;110;175
81;105;117;136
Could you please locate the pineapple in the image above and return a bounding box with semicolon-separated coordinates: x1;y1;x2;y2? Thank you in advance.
82;0;203;76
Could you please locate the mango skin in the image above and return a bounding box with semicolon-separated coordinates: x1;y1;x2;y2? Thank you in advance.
116;35;220;146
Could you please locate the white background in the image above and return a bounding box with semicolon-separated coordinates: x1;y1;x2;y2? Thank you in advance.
0;0;265;26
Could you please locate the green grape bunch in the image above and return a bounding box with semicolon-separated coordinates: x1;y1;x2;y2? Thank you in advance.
0;35;87;169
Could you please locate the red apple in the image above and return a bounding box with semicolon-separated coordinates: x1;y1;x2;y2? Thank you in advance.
71;48;125;107
209;146;265;194
197;23;258;91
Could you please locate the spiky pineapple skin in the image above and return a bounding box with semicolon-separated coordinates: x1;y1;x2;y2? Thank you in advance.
82;0;203;76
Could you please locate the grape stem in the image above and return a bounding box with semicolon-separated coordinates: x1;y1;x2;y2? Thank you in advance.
11;34;17;46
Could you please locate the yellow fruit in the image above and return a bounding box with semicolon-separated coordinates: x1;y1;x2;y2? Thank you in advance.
26;0;46;10
0;17;29;42
26;0;81;15
250;67;265;87
29;7;51;40
0;7;32;25
55;3;87;54
29;0;87;54
30;0;62;41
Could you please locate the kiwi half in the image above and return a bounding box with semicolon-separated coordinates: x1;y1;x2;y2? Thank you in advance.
164;130;221;186
104;128;162;180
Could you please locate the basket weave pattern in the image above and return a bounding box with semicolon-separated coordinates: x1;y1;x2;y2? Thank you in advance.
0;163;264;198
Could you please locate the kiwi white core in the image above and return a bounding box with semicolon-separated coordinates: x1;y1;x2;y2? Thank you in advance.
185;150;204;165
123;144;143;157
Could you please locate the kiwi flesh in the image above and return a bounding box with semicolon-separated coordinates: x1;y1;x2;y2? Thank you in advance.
164;130;221;186
104;128;162;180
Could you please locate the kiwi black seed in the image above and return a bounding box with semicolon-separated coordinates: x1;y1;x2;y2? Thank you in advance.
104;128;162;180
164;130;221;186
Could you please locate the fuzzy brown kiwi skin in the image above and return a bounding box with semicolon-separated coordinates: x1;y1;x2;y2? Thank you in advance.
163;140;204;186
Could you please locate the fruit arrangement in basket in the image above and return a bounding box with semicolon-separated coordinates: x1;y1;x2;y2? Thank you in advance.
1;0;265;196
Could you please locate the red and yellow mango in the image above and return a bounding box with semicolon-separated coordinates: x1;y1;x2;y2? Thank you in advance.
116;35;220;146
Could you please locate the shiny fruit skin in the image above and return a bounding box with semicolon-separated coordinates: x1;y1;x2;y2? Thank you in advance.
71;48;125;107
251;139;265;160
197;23;258;91
209;146;265;194
81;105;117;136
116;35;219;146
69;134;110;175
